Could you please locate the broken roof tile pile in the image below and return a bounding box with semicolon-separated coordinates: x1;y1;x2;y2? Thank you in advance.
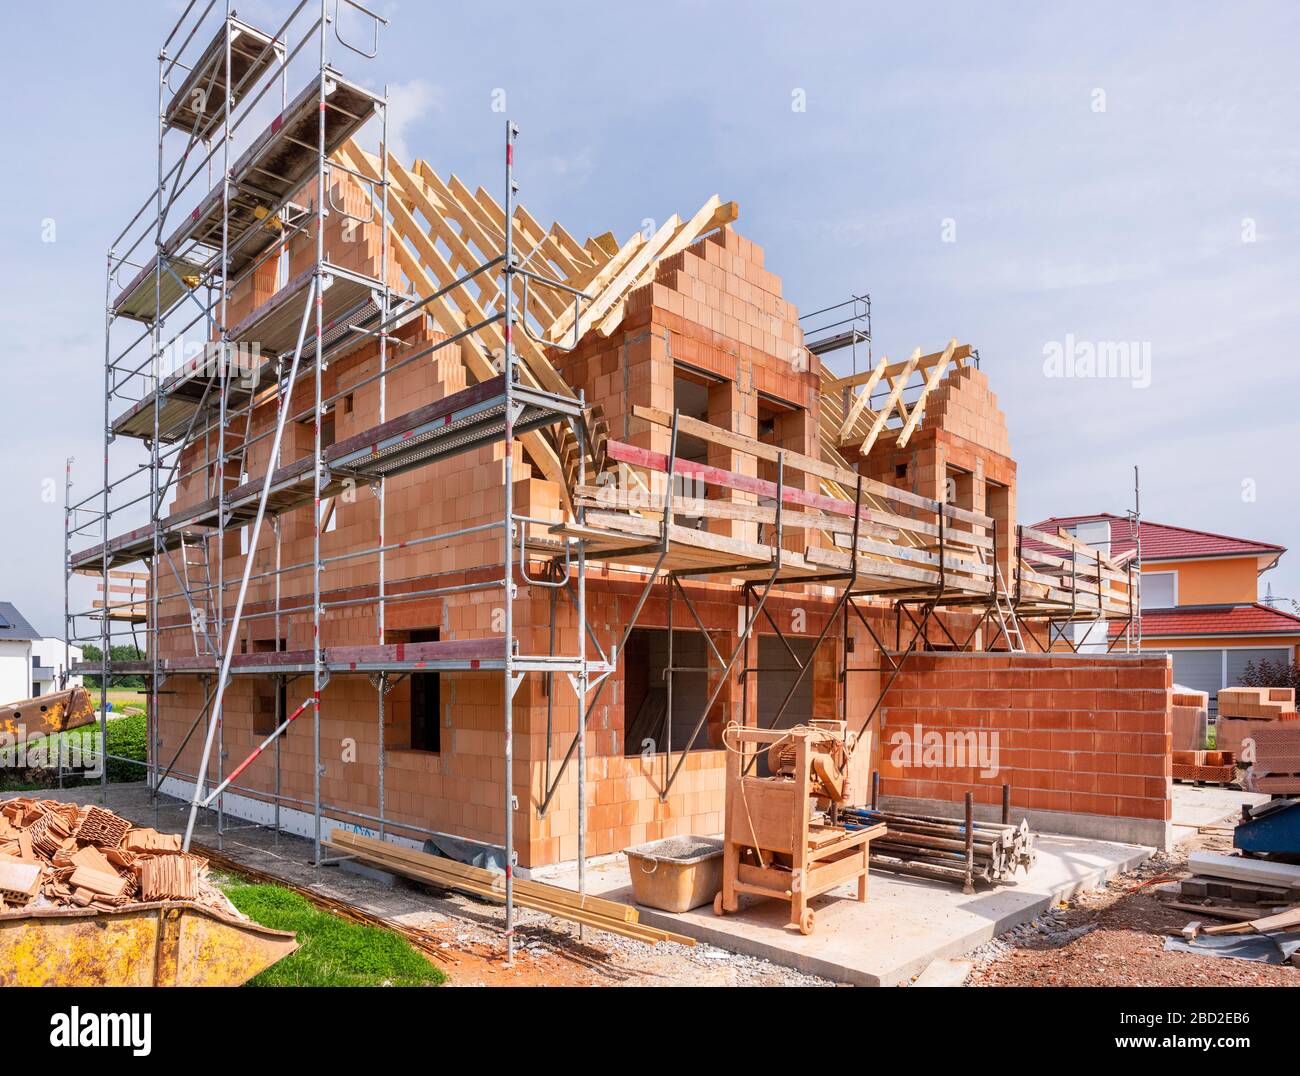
0;798;241;918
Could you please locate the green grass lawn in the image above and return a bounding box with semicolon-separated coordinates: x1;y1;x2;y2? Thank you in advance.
0;711;149;790
223;881;447;987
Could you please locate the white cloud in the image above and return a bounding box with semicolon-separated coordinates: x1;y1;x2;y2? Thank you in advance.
381;78;444;162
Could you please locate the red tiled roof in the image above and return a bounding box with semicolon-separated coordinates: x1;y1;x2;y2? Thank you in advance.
1032;513;1285;562
1108;603;1300;638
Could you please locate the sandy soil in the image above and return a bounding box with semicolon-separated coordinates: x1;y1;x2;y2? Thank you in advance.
966;831;1299;988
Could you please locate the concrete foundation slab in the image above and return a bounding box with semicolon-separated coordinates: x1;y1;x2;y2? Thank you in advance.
911;958;973;987
1170;783;1267;845
544;832;1152;986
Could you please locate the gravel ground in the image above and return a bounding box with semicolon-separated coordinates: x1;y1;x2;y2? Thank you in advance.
965;832;1300;987
402;889;836;986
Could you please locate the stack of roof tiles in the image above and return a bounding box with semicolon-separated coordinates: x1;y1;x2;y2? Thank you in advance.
0;798;241;917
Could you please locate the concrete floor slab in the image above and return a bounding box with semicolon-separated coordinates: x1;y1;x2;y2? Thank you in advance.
911;958;973;987
1171;783;1267;845
545;832;1152;986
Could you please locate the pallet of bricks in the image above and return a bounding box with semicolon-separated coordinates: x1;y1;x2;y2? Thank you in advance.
0;798;240;917
1171;687;1210;750
1170;686;1235;784
1251;724;1300;794
1215;686;1298;758
1172;752;1237;785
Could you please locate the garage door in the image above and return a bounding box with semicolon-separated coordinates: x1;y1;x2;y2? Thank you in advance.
1169;650;1224;708
1226;648;1291;688
1167;647;1292;715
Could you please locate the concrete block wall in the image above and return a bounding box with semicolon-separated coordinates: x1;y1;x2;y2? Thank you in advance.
877;651;1175;848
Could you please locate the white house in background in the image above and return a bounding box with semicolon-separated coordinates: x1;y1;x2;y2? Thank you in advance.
31;637;83;696
0;602;42;704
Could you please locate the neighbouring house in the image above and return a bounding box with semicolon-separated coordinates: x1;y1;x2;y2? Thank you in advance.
0;602;43;704
31;638;83;697
1034;513;1300;712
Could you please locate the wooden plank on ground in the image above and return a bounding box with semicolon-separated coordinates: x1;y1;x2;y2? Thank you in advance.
327;831;696;946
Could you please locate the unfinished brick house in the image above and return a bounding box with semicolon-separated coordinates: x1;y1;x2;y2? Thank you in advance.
69;9;1173;952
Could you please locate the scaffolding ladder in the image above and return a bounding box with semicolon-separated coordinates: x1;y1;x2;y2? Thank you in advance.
991;560;1025;652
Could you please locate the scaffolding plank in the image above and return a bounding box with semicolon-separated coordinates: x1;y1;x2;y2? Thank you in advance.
70;524;206;574
70;639;547;678
163;17;285;138
328;378;580;481
82;377;583;570
162;70;382;281
226;261;394;358
111;254;206;323
606;439;901;531
630;404;992;532
111;351;272;442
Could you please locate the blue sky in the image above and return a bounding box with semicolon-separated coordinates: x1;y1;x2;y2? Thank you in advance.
0;0;1296;636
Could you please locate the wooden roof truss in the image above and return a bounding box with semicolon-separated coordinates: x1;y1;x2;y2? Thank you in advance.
335;138;736;500
820;340;973;456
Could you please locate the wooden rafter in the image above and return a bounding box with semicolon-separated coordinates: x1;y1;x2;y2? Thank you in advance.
337;142;573;506
858;348;921;457
896;338;956;448
546;196;738;343
817;341;972;453
333;139;739;502
836;353;888;440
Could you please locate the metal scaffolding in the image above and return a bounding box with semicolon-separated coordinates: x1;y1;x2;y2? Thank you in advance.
63;0;605;963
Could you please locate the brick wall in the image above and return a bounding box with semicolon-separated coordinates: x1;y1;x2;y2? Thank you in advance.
861;365;1017;578
150;206;1140;867
878;651;1174;846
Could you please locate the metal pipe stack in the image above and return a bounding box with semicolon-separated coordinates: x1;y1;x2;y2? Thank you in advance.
842;806;1036;889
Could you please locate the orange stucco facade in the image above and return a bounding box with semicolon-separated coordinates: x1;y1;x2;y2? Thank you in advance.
1141;556;1263;608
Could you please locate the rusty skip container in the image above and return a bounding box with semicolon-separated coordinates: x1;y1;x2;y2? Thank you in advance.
0;687;96;743
0;901;298;987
